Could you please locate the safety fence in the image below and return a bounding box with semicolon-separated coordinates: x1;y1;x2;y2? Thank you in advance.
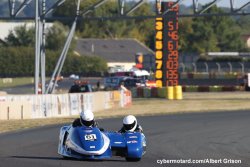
0;90;132;120
179;62;250;73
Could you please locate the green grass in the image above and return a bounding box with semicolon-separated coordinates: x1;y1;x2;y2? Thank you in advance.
0;77;34;88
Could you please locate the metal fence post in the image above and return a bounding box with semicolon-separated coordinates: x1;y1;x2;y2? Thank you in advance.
192;63;197;73
216;62;221;73
204;62;208;73
228;62;232;73
239;62;244;73
180;63;185;72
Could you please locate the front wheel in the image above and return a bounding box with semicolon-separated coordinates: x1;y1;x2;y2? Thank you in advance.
125;157;141;162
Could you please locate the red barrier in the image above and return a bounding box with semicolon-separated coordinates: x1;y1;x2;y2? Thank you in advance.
198;86;210;92
187;73;194;79
222;86;235;91
151;87;158;97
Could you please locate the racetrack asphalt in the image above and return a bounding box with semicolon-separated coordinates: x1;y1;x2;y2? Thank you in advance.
0;111;250;167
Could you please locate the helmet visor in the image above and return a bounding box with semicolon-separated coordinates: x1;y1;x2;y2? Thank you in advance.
124;120;136;131
81;118;94;127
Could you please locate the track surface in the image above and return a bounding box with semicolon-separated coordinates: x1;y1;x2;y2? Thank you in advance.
0;111;250;167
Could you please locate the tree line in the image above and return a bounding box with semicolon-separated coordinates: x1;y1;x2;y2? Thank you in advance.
0;46;107;77
0;22;107;77
0;1;249;77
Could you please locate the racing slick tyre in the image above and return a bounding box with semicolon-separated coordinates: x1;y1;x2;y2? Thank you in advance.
125;158;141;162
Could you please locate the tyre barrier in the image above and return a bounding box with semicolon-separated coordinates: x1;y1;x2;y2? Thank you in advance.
131;86;183;100
174;86;183;100
137;87;144;98
182;85;198;92
151;87;158;98
209;86;222;92
167;86;174;100
131;87;137;98
157;87;167;98
130;85;243;99
198;86;210;92
183;85;241;92
143;88;151;98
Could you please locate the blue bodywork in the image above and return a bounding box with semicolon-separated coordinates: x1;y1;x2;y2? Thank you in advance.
58;126;146;161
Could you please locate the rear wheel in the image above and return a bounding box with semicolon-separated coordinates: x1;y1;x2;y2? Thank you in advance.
125;157;141;162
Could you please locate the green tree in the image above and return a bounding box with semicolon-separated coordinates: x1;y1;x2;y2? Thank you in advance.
5;24;35;47
236;16;250;34
4;22;71;51
46;21;69;50
0;47;107;77
206;6;246;52
62;53;107;75
0;47;34;77
187;17;219;53
179;18;193;52
54;1;155;44
186;5;247;53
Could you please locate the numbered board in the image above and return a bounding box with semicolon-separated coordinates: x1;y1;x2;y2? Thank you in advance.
85;134;97;141
155;2;179;87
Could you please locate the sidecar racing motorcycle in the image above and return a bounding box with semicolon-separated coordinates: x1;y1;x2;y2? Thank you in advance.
58;125;146;161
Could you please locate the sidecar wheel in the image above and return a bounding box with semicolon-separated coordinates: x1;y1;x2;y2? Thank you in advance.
125;157;141;162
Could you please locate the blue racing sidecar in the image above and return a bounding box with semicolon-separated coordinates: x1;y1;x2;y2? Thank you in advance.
58;125;146;161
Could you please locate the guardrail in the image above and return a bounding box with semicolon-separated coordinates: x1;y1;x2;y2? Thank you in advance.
0;90;132;120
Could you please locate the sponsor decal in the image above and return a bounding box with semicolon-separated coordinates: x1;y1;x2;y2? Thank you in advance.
85;134;97;141
129;136;138;139
127;140;138;144
114;142;123;144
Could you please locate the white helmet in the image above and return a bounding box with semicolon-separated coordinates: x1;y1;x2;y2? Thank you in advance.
80;111;94;127
123;115;137;132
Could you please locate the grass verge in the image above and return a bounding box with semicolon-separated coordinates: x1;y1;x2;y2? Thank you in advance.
0;77;34;88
